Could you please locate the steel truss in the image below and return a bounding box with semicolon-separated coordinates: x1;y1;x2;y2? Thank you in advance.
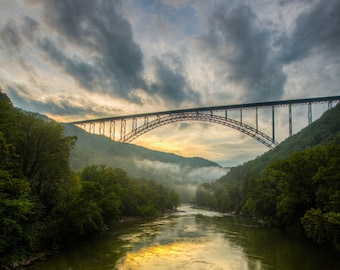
122;112;278;149
69;95;340;149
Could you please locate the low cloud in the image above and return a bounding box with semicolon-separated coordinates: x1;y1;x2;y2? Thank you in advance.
133;158;228;201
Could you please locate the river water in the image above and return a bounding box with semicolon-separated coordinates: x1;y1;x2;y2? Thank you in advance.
32;204;340;270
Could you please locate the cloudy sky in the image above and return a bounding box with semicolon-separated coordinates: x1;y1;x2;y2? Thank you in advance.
1;0;339;166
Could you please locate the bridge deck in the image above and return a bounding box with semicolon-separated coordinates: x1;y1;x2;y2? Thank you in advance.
68;95;340;124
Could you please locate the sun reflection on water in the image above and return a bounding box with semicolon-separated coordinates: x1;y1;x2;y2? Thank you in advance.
116;240;248;270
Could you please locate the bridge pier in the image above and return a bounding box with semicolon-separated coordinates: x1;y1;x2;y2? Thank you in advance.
272;106;275;142
289;104;292;137
110;120;115;140
120;119;126;141
308;102;312;125
256;107;258;132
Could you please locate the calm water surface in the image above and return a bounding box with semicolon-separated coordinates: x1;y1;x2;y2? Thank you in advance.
32;205;340;269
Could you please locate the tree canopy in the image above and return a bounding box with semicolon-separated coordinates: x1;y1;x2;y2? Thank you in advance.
193;104;340;249
0;91;180;266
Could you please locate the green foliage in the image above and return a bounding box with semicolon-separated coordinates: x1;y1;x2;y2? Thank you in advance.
194;104;340;248
0;170;35;264
0;92;181;266
193;183;214;209
13;114;76;212
80;165;180;218
243;173;279;223
195;144;340;247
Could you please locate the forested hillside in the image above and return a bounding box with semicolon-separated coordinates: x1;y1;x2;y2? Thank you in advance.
219;103;340;184
64;123;218;171
193;104;340;248
0;91;180;267
63;123;227;201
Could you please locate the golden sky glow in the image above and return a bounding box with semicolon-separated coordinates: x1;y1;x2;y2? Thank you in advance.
1;0;339;166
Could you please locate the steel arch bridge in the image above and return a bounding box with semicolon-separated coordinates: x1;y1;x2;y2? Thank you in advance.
68;96;340;149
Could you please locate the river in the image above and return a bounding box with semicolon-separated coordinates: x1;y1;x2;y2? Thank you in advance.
32;204;340;270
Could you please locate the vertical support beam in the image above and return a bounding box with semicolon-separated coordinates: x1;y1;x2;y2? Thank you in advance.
240;109;243;124
99;121;105;135
328;101;332;110
255;107;258;132
289;104;292;137
90;122;95;134
225;109;228;119
120;119;126;142
272;105;275;142
144;116;149;127
132;118;137;134
308;102;312;125
110;120;115;141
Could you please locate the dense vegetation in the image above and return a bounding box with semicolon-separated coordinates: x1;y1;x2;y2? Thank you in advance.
63;121;223;203
63;122;219;172
193;104;340;248
0;91;179;266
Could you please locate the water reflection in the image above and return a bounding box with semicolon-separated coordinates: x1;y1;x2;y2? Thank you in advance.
116;212;248;270
32;205;340;270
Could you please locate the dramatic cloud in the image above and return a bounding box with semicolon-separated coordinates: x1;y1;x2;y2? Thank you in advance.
1;0;339;167
150;53;201;107
37;37;102;91
0;21;22;50
40;0;146;101
198;2;286;102
282;0;340;62
7;85;121;120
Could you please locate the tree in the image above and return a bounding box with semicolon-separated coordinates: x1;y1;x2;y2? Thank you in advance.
0;132;36;264
13;114;77;212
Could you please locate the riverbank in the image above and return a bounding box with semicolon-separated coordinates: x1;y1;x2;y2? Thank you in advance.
3;209;180;270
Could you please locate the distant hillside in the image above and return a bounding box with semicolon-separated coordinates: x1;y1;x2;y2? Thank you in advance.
218;103;340;183
63;123;218;170
62;123;227;201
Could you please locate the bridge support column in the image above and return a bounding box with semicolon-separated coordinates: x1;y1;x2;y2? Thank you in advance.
90;123;95;134
272;106;275;142
328;101;333;110
120;119;126;142
240;109;243;124
308;102;312;125
289;104;292;136
256;107;258;132
144;116;149;127
132;118;137;134
99;121;105;135
110;121;115;141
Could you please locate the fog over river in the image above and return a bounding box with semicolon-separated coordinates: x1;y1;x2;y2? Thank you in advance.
32;205;340;270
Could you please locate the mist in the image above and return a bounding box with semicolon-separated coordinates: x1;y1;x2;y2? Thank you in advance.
133;159;229;202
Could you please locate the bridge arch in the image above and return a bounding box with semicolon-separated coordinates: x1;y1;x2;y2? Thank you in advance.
122;112;279;149
70;96;340;151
